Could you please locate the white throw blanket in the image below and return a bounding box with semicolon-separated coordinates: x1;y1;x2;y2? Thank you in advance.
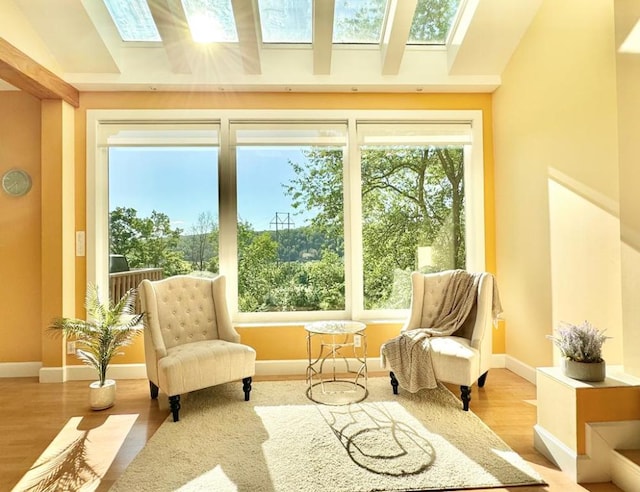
382;270;496;393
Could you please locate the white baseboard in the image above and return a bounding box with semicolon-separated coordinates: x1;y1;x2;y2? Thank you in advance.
256;355;509;378
505;355;537;384
256;357;387;377
254;359;308;377
39;364;148;383
534;424;579;481
7;354;522;382
0;362;42;378
39;367;65;383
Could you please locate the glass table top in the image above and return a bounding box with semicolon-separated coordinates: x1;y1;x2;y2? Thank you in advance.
304;320;366;335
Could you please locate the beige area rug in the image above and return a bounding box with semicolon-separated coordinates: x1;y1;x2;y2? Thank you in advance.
111;378;546;492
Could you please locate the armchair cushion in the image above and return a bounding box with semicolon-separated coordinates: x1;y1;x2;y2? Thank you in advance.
158;339;257;396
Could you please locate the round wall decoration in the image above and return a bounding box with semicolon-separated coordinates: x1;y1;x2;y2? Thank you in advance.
2;168;32;197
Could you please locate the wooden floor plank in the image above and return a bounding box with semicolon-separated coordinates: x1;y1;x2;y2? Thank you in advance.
0;369;624;491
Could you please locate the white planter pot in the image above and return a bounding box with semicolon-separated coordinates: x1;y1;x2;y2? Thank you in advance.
89;379;116;410
561;359;606;382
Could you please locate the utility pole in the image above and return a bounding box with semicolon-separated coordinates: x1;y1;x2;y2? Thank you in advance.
270;212;295;262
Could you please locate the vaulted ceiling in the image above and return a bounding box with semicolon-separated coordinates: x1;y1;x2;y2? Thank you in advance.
0;0;542;96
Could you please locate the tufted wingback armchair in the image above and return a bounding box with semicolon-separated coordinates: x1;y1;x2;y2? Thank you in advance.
381;270;495;411
139;274;256;422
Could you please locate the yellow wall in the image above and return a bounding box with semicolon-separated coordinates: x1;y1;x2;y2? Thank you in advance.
1;91;499;368
493;0;622;368
0;92;42;362
615;0;640;378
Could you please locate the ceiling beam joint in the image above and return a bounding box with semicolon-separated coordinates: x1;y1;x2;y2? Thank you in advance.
0;37;79;107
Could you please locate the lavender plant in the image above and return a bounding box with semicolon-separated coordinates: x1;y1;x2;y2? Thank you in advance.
546;320;609;363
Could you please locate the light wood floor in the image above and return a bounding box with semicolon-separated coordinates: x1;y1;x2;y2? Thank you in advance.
0;369;624;492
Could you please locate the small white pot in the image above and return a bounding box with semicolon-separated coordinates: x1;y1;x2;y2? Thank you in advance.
89;379;116;410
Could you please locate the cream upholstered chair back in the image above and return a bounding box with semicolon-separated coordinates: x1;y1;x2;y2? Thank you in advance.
405;270;455;329
143;274;239;351
139;274;256;422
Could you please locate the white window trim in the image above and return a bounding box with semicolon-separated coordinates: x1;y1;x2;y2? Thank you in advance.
87;108;485;323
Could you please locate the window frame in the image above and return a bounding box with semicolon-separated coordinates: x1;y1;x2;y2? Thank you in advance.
87;108;485;323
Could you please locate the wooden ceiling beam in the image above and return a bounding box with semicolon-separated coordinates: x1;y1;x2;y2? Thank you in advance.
0;37;79;107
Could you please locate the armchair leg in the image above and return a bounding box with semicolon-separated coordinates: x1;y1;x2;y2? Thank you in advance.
477;371;489;388
149;381;159;399
169;395;181;422
242;377;252;401
389;372;399;395
460;386;471;411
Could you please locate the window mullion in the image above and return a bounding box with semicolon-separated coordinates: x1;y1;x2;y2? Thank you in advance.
218;117;238;315
347;118;365;320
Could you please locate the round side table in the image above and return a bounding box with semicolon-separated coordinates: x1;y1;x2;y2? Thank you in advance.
304;320;368;405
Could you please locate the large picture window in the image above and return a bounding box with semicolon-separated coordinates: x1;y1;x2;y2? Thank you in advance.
357;123;471;311
231;123;347;314
87;110;484;323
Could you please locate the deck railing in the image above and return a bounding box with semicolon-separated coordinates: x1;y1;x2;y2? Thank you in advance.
109;268;163;310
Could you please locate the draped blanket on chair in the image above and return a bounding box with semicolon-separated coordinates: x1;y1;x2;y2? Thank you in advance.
381;270;487;393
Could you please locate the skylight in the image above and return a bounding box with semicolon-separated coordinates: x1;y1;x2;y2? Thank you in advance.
181;0;238;43
333;0;387;44
103;0;161;42
408;0;462;45
257;0;312;43
103;0;462;47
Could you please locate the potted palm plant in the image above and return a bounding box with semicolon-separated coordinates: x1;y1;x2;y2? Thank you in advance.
546;320;609;382
50;283;144;410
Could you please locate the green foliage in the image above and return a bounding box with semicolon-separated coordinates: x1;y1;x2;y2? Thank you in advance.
285;149;344;237
109;207;140;257
335;0;460;44
547;321;610;363
409;0;461;43
286;145;465;310
110;207;190;277
50;284;144;386
237;221;345;312
334;0;386;42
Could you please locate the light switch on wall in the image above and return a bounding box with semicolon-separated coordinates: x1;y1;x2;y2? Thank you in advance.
76;231;85;257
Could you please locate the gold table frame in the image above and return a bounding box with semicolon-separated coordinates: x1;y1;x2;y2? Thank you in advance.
305;320;368;405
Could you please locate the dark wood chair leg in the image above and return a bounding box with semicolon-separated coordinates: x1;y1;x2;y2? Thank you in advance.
149;381;159;399
169;395;181;422
242;377;252;401
477;371;489;388
390;371;399;395
460;386;471;411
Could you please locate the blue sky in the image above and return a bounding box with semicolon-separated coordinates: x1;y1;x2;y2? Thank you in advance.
108;146;312;232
